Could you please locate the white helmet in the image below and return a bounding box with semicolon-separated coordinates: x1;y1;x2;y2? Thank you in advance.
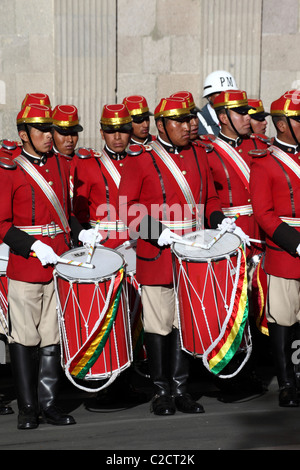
202;70;238;98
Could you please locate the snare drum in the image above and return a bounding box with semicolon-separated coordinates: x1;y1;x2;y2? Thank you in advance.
172;229;252;378
54;246;132;392
0;243;9;337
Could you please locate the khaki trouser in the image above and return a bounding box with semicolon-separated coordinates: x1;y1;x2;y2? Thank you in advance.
141;285;178;335
7;279;59;347
266;274;300;327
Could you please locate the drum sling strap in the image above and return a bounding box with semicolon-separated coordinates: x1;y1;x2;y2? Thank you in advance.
269;145;300;228
89;150;126;232
150;141;200;227
211;138;253;217
14;155;70;234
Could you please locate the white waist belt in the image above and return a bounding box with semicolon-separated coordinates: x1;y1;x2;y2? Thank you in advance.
222;204;253;217
16;222;64;238
161;219;196;230
90;220;127;231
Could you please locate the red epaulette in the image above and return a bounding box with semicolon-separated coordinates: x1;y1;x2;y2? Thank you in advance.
250;133;271;145
199;134;217;142
75;147;101;159
0;156;17;169
248;149;269;158
127;144;151;156
192;139;214;152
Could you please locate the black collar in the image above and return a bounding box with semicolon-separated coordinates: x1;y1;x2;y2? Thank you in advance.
104;145;127;160
157;136;185;154
219;132;242;148
21;149;49;166
273;138;299;154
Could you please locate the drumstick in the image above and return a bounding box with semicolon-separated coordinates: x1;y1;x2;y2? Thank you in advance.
171;214;240;250
249;238;266;244
31;252;95;269
85;220;100;264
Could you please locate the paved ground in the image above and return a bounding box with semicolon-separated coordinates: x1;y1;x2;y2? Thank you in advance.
1;347;300;453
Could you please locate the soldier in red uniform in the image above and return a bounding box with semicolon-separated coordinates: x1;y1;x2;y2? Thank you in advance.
199;90;270;392
0;93;52;160
52;104;83;160
123;95;155;145
0;103;97;429
118;96;236;416
72;103;132;248
248;98;270;137
169;91;201;142
250;90;300;407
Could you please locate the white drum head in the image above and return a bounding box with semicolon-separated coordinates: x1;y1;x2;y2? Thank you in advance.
172;229;241;261
55;246;124;281
0;243;9;274
116;240;137;274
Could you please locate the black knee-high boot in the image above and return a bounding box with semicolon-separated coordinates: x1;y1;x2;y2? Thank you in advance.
9;343;39;429
268;322;299;407
170;328;204;413
144;332;175;415
38;344;76;425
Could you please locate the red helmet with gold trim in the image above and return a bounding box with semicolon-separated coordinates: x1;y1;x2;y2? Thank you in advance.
122;95;152;122
52;104;83;134
100;104;132;131
16;104;53;131
21;93;51;109
213;90;253;114
154;97;192;120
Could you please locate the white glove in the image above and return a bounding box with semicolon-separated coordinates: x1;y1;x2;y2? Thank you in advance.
218;217;236;233
296;243;300;256
233;226;251;247
31;240;58;266
157;228;182;247
78;228;102;248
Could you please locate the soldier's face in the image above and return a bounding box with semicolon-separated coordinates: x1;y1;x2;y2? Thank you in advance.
189;115;199;140
250;118;268;135
228;110;251;136
132;118;150;142
161;117;191;147
289;118;300;144
53;129;78;156
101;129;131;153
20;126;53;155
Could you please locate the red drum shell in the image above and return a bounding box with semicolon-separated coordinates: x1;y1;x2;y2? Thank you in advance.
172;230;244;356
54;247;132;381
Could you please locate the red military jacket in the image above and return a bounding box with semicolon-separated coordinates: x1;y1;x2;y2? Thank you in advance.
118;138;224;285
72;146;129;249
206;133;268;257
250;139;300;279
0;150;74;283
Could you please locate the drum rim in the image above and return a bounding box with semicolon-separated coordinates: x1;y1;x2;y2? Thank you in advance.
172;229;241;262
54;246;125;282
172;249;240;263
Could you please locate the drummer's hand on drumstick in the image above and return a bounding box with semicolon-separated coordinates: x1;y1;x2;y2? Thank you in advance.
233;226;251;247
157;228;182;247
31;240;59;266
218;215;239;233
78;228;102;248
